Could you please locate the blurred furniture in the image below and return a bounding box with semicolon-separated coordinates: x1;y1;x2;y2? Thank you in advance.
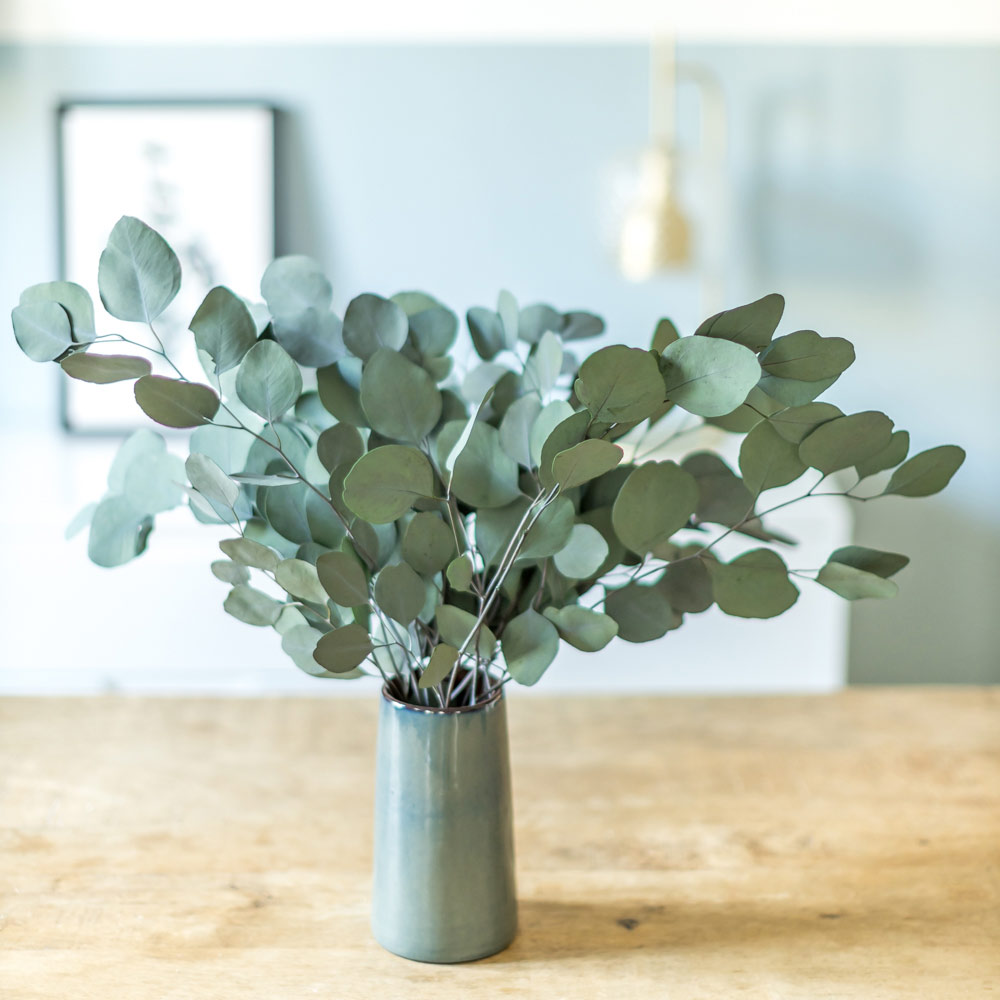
1;689;995;996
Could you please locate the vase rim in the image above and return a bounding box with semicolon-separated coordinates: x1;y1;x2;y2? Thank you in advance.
380;679;503;716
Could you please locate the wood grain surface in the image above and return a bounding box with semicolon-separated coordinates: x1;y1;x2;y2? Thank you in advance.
0;689;997;998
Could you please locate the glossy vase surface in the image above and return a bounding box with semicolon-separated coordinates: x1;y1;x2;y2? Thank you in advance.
371;683;517;963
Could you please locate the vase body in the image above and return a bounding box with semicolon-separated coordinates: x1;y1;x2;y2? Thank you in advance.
371;684;517;963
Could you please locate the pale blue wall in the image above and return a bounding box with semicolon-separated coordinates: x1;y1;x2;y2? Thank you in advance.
1;43;997;682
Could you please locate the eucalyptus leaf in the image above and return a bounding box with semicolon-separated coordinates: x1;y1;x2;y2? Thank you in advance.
530;401;577;472
759;330;855;381
98;216;181;323
856;431;909;480
523;330;563;397
419;643;459;689
374;562;427;624
60;352;151;383
189;286;258;374
261;482;312;544
223;584;283;627
343;293;408;360
317;360;369;427
230;472;300;487
605;583;677;642
313;623;373;673
11;301;73;361
768;403;843;444
883;445;965;497
499;392;543;468
87;495;153;567
519;496;575;561
552;523;609;579
360;348;442;443
275;558;328;604
211;560;250;585
543;605;618;651
134;375;220;428
682;452;754;527
503;609;559;686
19;281;95;342
316;549;369;607
343;445;435;523
443;387;494;488
281;624;340;677
551;439;623;491
219;537;280;572
317;423;365;473
402;513;456;575
707;549;799;619
436;605;496;659
445;553;475;592
186;453;240;509
611;461;698;554
497;289;519;349
123;450;185;514
575;346;664;423
235;340;302;422
518;304;563;344
739;421;808;495
467;306;506;360
799;412;894;476
827;545;910;578
438;419;520;508
660;336;761;418
758;372;838;407
651;317;680;353
658;556;714;613
816;563;898;600
261;255;332;315
695;293;784;351
409;305;458;357
561;311;605;341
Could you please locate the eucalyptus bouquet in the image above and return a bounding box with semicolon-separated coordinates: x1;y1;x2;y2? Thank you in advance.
12;217;964;707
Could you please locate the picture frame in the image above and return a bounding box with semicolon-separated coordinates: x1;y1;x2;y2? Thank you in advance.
57;100;277;433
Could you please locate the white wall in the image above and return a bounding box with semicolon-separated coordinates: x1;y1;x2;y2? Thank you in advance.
0;43;995;691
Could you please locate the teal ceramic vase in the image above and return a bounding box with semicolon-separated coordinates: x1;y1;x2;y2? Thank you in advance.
371;681;517;963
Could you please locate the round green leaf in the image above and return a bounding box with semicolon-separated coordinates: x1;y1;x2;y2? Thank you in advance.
186;453;240;509
402;513;455;575
409;305;458;357
87;495;153;567
133;375;220;428
261;255;332;315
574;345;665;423
281;624;342;677
317;361;369;427
551;439;624;491
60;352;151;383
816;563;899;600
316;549;369;606
313;623;373;673
275;558;328;604
273;309;345;368
523;330;563;397
828;545;909;578
543;605;618;651
855;430;909;480
189;286;258;374
374;562;427;624
695;293;784;352
612;461;698;554
536;408;588;486
520;497;575;561
503;609;559;686
759;330;855;381
19;281;96;342
123;449;185;514
235;340;302;422
261;482;311;543
660;336;761;418
768;403;844;444
605;583;678;643
219;537;280;571
11;301;73;361
552;523;608;579
437;420;520;508
343;445;435;524
561;311;605;341
436;605;496;659
445;553;474;592
98;216;180;323
758;372;838;407
211;560;250;585
467;306;505;360
658;556;714;613
739;422;808;495
499;393;544;468
223;584;283;626
343;293;408;360
798;412;894;476
419;643;459;689
707;549;799;619
360;348;442;443
883;445;965;498
682;452;753;527
317;423;364;473
518;303;563;344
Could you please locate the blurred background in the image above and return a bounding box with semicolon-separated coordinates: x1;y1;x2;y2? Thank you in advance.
1;2;997;695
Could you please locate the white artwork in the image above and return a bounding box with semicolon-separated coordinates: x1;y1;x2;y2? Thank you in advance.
59;102;275;431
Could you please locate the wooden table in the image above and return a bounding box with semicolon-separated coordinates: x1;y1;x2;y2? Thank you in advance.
1;690;997;998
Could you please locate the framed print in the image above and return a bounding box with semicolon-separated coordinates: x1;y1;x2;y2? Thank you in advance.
57;100;276;433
